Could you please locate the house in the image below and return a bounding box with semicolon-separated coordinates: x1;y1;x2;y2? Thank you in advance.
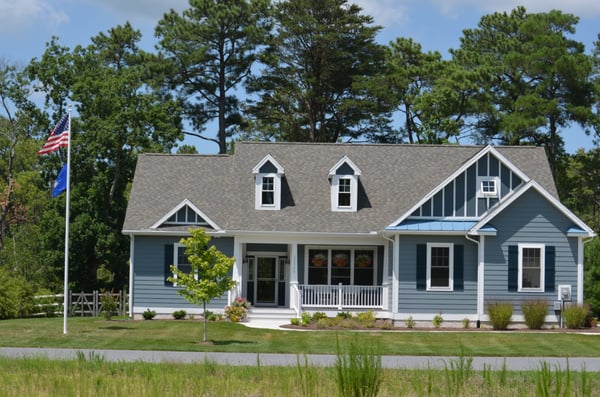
122;142;595;325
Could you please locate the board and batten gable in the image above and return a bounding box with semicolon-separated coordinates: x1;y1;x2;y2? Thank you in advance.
483;188;578;313
409;151;524;219
397;235;478;317
132;235;234;314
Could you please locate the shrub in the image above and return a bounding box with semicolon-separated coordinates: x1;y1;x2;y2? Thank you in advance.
290;317;300;326
521;300;548;329
405;316;416;329
0;268;34;319
224;297;251;322
172;310;187;320
206;312;221;321
312;311;328;322
99;290;118;320
316;318;330;329
562;304;589;329
337;311;352;319
356;311;376;328
462;318;470;329
34;289;59;317
487;302;513;330
142;308;156;320
432;314;444;328
301;312;312;326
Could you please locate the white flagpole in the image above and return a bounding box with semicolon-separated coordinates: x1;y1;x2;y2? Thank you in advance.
63;106;72;335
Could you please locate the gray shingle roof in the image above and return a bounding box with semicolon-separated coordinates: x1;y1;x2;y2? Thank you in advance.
122;142;556;234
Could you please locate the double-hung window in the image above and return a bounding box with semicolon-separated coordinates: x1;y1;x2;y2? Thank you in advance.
337;177;351;207
172;243;194;286
518;243;544;291
261;176;275;205
427;243;454;290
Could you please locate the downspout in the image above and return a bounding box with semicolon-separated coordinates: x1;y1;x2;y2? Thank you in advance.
464;233;483;328
128;234;134;319
381;232;398;319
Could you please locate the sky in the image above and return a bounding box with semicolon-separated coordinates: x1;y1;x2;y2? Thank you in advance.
1;0;599;154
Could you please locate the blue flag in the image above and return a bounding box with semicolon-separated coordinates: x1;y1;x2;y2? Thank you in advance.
52;164;67;197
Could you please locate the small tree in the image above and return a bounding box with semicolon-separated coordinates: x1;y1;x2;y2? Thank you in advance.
167;229;236;343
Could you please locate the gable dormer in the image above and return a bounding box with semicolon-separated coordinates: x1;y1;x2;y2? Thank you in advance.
150;199;220;230
329;156;361;212
253;154;284;210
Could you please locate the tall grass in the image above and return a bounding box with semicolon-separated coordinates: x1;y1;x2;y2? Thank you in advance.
562;304;589;328
487;302;513;330
521;300;548;329
334;335;382;397
1;356;599;396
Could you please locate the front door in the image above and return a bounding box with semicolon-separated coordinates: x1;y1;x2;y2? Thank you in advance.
255;257;277;305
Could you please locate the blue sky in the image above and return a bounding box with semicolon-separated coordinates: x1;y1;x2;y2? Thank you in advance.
1;0;598;154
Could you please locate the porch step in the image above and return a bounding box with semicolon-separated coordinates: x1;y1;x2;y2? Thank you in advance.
247;307;297;321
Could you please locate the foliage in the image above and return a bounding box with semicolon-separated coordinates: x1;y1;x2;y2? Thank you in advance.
172;310;187;320
301;312;312;327
0;266;34;319
290;317;300;326
486;302;513;330
312;311;328;322
521;300;548;329
432;314;444;328
155;0;271;154
462;318;470;329
142;309;156;320
335;335;382;397
224;297;251;322
356;311;376;328
405;316;416;329
167;229;235;342
450;6;596;177
562;304;589;329
246;0;387;143
99;290;118;320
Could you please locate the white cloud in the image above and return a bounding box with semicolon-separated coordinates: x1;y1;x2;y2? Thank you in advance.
81;0;188;21
353;0;409;27
432;0;600;17
0;0;68;34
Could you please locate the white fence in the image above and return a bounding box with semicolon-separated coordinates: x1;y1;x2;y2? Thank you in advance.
33;290;128;317
300;284;384;309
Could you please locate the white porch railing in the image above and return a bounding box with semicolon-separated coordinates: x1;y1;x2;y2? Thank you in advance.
300;284;385;310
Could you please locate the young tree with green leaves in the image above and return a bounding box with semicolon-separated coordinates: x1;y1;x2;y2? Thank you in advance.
246;0;386;143
155;0;271;154
168;229;235;343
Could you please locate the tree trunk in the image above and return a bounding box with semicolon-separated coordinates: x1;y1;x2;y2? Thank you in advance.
203;301;207;343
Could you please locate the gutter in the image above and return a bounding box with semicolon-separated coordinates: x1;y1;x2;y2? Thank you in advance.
464;232;483;327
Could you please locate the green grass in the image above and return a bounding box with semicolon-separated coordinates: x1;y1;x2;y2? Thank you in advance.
1;317;599;356
1;355;598;397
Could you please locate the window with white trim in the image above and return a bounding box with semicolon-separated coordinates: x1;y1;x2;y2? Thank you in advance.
165;206;207;225
172;244;193;286
518;243;544;291
427;243;454;290
477;177;499;197
307;247;375;285
331;175;358;211
255;173;281;210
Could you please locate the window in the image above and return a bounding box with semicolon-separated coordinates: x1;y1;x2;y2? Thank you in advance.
165;206;206;225
261;176;275;205
338;178;351;207
426;243;454;290
307;247;375;285
172;244;193;286
478;177;499;197
518;243;544;291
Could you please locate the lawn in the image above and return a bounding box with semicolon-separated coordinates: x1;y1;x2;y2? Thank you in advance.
0;317;599;357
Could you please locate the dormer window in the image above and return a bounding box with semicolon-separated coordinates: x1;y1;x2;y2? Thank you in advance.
253;154;284;210
329;156;361;212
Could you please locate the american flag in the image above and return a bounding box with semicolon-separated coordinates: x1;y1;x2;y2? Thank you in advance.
38;114;69;155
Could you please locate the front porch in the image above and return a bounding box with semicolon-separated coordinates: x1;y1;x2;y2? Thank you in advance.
295;284;387;310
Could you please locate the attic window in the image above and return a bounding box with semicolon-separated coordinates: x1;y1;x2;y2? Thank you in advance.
329;156;361;212
478;177;499;197
165;206;207;225
253;154;284;211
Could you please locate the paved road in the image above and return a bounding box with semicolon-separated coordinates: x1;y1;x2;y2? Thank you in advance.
2;347;600;371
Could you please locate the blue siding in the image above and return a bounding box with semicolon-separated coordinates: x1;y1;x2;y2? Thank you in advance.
466;166;476;216
455;173;465;216
483;189;578;313
397;236;478;314
133;235;234;312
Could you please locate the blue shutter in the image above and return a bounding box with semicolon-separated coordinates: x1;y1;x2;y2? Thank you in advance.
416;244;426;290
508;245;518;292
545;246;555;292
164;244;174;286
454;245;464;291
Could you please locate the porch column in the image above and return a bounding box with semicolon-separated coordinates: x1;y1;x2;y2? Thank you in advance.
392;234;399;315
232;236;243;305
477;236;485;320
289;243;300;316
128;234;134;318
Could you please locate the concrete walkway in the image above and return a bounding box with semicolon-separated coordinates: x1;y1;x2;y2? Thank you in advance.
2;347;600;371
